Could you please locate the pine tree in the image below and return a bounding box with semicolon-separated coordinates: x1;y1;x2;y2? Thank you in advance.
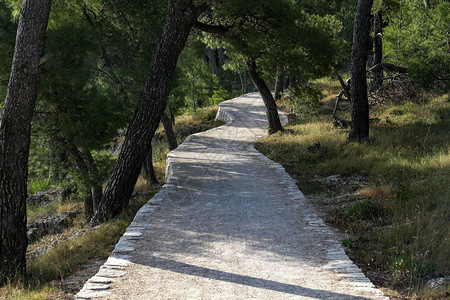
195;0;339;132
0;0;52;284
348;0;374;142
93;0;202;223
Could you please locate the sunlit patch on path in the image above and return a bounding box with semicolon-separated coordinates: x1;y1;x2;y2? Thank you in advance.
76;93;387;299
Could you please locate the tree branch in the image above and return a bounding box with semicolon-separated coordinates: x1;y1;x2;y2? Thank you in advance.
194;21;229;35
38;52;53;66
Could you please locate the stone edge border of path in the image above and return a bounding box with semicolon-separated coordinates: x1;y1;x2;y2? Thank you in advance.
214;95;386;298
76;94;386;299
75;96;245;299
245;145;388;299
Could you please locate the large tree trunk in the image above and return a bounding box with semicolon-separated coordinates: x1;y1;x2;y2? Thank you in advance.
0;0;52;284
274;67;284;100
348;0;373;142
161;112;178;150
93;0;198;223
247;60;284;134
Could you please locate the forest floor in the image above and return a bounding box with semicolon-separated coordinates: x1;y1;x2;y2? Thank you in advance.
256;80;449;299
0;106;222;299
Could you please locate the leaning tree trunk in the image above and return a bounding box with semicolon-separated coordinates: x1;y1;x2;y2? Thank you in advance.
274;67;284;100
247;60;284;134
0;0;52;284
348;0;374;142
161;112;178;150
93;0;198;223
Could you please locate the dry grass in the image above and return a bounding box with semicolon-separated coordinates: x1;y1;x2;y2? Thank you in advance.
1;104;223;299
1;192;154;299
313;76;345;101
27;200;83;223
152;105;222;182
258;88;449;298
175;106;219;127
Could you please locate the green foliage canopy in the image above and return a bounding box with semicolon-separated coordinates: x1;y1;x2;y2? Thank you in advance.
384;0;450;89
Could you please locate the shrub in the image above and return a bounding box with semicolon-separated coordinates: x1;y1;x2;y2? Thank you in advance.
209;87;230;106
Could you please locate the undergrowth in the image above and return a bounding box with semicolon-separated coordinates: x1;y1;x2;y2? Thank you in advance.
256;86;449;298
0;193;154;299
0;105;222;299
27;178;52;195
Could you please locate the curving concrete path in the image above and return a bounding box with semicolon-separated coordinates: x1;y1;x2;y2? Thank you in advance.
77;94;387;299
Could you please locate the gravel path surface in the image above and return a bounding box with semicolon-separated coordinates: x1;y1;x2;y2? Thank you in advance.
77;93;387;299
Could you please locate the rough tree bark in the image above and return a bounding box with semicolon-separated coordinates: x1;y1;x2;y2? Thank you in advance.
274;67;284;100
93;0;199;223
0;0;52;284
348;0;374;142
161;112;178;150
247;60;284;134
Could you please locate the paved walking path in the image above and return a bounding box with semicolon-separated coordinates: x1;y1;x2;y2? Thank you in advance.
77;94;387;299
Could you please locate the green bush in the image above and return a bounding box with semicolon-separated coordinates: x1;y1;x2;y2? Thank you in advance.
384;1;450;90
209;87;230;106
284;85;322;119
27;178;51;195
345;199;384;222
